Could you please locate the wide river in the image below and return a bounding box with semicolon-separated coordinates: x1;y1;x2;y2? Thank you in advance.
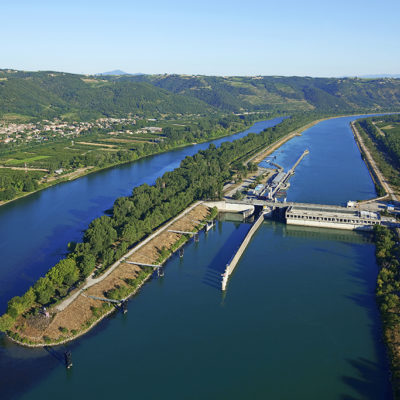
0;116;392;399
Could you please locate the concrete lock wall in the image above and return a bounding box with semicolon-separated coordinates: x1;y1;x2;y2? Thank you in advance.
222;213;265;290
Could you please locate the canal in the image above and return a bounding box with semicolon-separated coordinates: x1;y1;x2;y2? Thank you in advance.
0;115;392;399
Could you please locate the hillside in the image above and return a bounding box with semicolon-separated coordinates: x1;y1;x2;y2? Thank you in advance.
0;70;213;121
122;74;400;113
1;69;400;121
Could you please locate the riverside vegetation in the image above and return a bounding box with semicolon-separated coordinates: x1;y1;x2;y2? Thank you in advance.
355;114;400;196
0;113;267;202
0;113;321;340
374;225;400;399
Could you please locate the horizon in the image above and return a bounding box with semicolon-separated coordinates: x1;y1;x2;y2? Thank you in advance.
1;67;399;80
1;0;399;77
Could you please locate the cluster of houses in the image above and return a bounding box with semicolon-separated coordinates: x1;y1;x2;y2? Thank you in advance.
0;117;162;145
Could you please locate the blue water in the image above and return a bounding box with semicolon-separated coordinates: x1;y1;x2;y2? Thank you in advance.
0;115;392;399
263;115;377;204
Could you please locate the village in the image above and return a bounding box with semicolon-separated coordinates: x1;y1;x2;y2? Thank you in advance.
0;116;163;145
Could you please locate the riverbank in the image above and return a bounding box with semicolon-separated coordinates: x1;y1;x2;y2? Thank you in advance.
0;118;265;208
351;121;398;202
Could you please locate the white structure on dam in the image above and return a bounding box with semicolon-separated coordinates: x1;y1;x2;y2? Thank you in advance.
285;204;381;231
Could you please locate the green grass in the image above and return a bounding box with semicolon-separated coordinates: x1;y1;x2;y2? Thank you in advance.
1;113;32;122
5;155;50;165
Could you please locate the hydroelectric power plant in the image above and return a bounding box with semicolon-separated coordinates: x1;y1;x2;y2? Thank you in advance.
206;148;399;291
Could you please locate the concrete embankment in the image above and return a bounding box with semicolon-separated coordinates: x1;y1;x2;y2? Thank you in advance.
222;212;265;290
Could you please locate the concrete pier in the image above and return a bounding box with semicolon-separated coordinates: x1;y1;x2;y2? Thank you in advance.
222;212;265;291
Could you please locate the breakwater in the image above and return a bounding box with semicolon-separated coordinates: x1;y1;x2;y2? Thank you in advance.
221;212;265;290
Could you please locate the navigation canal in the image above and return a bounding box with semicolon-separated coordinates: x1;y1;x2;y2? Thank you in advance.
0;116;392;399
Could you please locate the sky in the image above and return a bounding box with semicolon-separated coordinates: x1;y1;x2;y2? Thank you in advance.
1;0;399;77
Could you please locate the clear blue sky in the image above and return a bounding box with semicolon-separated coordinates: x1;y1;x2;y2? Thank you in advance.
1;0;399;77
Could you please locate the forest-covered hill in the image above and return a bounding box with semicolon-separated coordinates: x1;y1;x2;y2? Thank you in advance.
1;69;400;120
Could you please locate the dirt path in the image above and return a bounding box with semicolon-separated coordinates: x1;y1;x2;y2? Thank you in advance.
44;167;92;183
0;165;49;172
371;121;386;137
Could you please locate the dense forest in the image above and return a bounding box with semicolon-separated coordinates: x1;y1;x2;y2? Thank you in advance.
0;113;317;332
1;69;400;120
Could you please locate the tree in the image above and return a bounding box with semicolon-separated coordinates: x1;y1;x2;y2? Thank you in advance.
79;253;96;277
84;216;117;255
0;314;15;332
34;277;55;305
232;190;244;200
21;287;36;310
47;258;79;286
7;296;26;318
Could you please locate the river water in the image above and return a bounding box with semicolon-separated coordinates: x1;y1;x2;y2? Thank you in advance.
0;116;392;399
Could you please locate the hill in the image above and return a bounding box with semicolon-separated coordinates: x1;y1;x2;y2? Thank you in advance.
1;69;400;121
121;74;400;113
0;70;213;120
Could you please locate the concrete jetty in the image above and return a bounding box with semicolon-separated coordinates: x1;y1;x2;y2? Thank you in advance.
222;212;265;290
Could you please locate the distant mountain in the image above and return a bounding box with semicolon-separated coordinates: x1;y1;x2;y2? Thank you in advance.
97;70;144;76
358;74;400;79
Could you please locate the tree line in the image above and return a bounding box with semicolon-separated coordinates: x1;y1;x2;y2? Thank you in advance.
374;225;400;398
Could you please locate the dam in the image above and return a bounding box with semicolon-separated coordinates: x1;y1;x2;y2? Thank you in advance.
285;203;381;230
210;198;398;231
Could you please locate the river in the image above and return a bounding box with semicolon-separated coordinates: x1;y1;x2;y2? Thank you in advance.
0;115;392;399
